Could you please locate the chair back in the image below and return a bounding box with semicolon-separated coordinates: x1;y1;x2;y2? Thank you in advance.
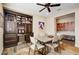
52;35;59;43
58;35;63;40
30;36;37;45
58;35;63;44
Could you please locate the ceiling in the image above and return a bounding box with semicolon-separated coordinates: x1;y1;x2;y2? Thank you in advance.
3;3;79;17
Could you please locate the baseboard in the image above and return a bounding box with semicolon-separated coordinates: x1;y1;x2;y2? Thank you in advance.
63;39;75;42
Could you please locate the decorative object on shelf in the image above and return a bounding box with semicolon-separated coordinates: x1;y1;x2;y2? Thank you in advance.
39;21;45;29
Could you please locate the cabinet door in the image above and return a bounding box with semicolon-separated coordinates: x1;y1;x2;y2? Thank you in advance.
6;21;17;33
5;14;17;33
28;24;32;33
4;34;17;48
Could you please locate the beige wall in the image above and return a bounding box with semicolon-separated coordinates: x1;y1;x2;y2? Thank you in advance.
0;3;3;54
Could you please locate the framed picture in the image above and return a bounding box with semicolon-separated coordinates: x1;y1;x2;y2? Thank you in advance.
39;21;45;29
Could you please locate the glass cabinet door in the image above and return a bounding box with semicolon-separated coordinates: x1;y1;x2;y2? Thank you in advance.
5;14;17;33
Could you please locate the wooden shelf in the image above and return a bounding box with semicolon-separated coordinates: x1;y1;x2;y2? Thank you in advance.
4;9;33;48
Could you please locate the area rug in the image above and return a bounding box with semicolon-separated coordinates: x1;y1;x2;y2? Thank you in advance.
3;42;79;55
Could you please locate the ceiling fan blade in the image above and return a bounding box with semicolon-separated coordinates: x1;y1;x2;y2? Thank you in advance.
47;7;51;12
37;3;45;6
50;4;61;7
46;3;51;6
39;8;46;12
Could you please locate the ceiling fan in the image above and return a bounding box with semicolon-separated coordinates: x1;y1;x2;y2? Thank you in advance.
36;3;61;12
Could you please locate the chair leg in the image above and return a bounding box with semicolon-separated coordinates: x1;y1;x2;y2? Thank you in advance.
34;48;38;55
51;45;55;53
58;45;61;54
61;44;65;50
28;47;31;55
14;46;16;53
34;50;36;55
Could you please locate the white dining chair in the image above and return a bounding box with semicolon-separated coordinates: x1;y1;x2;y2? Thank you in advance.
28;36;44;55
58;35;64;50
46;35;60;54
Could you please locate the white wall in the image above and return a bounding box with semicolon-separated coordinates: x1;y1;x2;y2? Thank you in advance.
46;10;75;35
46;7;79;47
33;15;46;38
0;4;3;54
75;8;79;47
57;16;75;23
45;17;56;35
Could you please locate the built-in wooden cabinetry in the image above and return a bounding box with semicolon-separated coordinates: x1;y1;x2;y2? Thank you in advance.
4;9;33;48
